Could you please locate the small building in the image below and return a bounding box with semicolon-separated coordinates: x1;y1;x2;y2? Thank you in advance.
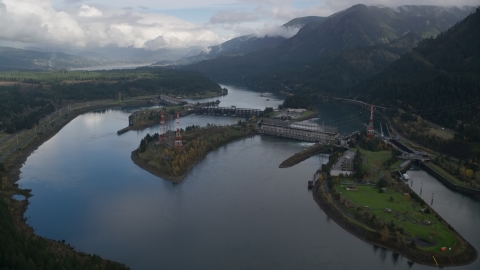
381;188;387;193
423;219;431;225
286;108;307;114
384;208;392;213
346;185;357;191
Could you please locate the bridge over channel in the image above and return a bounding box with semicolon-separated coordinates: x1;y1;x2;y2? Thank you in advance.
329;97;388;112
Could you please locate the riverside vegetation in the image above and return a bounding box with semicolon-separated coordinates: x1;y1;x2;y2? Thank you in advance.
0;68;226;269
0;68;223;133
0;108;132;269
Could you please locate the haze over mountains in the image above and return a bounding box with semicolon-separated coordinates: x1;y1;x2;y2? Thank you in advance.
0;4;475;73
185;5;476;90
165;16;328;65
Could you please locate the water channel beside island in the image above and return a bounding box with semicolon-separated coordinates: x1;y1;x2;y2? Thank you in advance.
17;85;480;269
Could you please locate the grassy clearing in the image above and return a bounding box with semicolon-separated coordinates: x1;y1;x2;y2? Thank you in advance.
337;183;458;251
389;160;403;171
428;128;454;140
364;150;391;168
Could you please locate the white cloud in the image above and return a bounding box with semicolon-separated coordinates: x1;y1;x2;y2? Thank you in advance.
0;0;225;49
78;4;103;17
253;23;300;38
2;0;479;51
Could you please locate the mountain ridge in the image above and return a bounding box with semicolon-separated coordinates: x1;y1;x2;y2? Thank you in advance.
184;4;476;84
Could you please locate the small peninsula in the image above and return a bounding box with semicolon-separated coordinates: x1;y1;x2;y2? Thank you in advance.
132;122;256;182
311;134;477;267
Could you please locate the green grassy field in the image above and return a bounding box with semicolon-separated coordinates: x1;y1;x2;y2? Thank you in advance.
364;151;390;168
336;183;458;251
389;160;403;171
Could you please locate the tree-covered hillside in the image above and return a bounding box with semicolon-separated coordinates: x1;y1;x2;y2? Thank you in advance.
186;4;475;85
0;68;222;133
0;47;99;70
352;8;480;159
356;8;480;128
243;31;424;94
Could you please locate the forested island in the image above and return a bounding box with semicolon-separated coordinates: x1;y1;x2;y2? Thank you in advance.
132;122;256;182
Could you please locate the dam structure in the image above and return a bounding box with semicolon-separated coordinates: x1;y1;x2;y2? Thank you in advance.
260;119;338;143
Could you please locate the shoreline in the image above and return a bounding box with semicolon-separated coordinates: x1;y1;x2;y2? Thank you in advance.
2;103;133;268
131;150;184;182
312;181;478;267
6;104;127;185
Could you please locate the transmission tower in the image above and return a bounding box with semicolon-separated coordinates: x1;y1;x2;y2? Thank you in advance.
174;112;182;148
367;104;375;138
159;111;167;144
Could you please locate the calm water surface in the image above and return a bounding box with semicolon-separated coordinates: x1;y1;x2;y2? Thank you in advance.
18;85;480;269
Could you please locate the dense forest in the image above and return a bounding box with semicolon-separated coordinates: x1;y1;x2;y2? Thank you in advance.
356;8;480;128
351;8;480;159
0;68;222;133
282;95;316;110
186;5;473;94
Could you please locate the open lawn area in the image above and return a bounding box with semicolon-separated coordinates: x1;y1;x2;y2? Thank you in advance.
336;183;458;251
363;150;391;168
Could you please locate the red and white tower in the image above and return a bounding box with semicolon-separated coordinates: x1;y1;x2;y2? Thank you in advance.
159;111;166;144
174;112;182;148
367;105;375;138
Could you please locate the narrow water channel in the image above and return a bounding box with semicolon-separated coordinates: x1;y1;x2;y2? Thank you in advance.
17;85;480;269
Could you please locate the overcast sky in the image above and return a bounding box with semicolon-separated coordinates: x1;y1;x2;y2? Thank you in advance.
0;0;478;51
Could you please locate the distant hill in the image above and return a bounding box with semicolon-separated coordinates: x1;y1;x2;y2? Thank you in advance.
355;7;480;129
275;4;476;62
0;47;98;70
282;16;327;28
170;35;286;65
244;31;424;94
185;5;476;86
168;15;328;66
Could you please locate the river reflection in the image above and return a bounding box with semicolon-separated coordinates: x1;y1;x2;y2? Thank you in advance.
17;86;480;270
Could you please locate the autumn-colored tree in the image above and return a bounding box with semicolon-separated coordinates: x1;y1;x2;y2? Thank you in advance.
466;169;474;179
380;226;390;241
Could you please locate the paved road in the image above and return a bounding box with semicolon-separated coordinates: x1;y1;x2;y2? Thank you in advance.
0;131;22;144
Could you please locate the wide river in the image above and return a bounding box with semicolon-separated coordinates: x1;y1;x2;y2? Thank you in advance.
18;85;480;269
